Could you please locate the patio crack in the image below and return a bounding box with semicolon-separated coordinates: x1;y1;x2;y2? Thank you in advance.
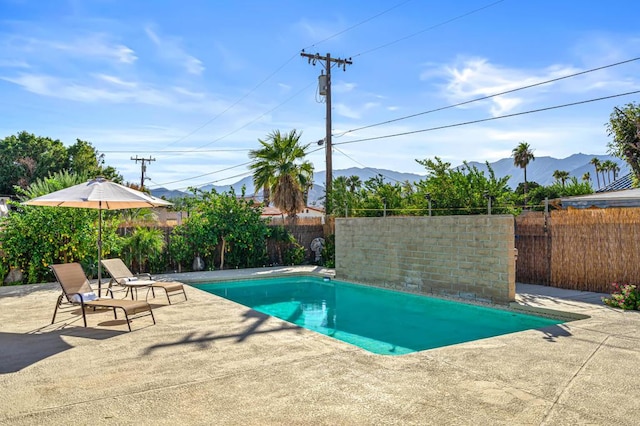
539;334;609;425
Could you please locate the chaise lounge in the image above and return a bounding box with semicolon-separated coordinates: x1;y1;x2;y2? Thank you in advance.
50;262;155;331
101;258;187;305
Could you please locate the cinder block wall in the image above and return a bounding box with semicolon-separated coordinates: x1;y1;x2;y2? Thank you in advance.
335;215;516;304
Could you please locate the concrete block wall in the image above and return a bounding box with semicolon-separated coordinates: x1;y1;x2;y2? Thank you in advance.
335;215;516;304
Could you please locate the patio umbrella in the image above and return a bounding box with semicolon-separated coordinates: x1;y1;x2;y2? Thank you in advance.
23;177;172;295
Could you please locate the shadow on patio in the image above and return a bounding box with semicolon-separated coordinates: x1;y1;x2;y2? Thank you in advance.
142;308;301;355
0;325;124;374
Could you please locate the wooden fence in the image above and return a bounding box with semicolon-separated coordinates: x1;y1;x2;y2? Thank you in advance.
514;212;550;285
516;207;640;293
129;219;328;271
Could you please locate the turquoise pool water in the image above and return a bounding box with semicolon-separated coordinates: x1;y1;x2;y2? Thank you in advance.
196;277;563;355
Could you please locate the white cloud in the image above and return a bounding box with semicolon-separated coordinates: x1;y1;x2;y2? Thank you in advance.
295;19;345;43
0;59;30;68
334;103;361;119
94;73;137;88
145;26;204;75
0;72;207;108
332;81;357;93
427;57;580;117
172;86;205;99
14;34;138;64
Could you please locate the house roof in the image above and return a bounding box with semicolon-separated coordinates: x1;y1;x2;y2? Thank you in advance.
261;206;325;216
560;188;640;209
596;173;633;193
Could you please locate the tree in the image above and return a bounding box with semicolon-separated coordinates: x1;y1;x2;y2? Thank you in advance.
0;171;121;283
601;160;619;185
0;132;122;197
582;172;591;182
526;177;593;210
512;142;535;207
590;158;601;189
67;139;122;182
122;226;165;273
346;175;362;193
607;103;640;183
249;130;314;217
552;170;570;187
600;160;614;185
168;188;269;271
415;157;515;215
0;132;68;195
611;162;620;181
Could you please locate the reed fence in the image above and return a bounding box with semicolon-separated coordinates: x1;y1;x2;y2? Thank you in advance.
516;207;640;293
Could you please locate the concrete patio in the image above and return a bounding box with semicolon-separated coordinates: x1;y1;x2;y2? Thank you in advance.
1;266;639;425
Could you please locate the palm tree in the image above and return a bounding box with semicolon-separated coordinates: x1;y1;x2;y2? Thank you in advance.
611;162;620;181
601;160;615;185
346;175;362;193
582;172;591;182
249;130;314;217
512;142;535;207
590;158;601;189
553;170;570;187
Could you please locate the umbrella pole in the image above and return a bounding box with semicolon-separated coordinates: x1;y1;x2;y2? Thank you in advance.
98;202;102;297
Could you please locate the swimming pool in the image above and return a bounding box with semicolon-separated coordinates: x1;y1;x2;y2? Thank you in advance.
196;276;564;355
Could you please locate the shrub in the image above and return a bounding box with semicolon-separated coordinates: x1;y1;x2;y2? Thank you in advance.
602;283;639;310
321;234;335;268
283;242;306;265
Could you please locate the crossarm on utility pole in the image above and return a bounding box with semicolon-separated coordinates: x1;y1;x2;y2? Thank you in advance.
300;51;352;210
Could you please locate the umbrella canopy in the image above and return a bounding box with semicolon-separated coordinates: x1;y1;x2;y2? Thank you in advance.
23;177;172;294
24;177;172;209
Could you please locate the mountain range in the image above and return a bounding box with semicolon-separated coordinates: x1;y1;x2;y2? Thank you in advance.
151;153;629;205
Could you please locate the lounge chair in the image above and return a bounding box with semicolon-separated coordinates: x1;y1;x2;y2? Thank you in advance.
101;258;187;305
50;263;155;331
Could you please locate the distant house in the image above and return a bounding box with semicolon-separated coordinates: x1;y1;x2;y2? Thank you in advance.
560;188;640;209
261;206;325;220
596;173;633;193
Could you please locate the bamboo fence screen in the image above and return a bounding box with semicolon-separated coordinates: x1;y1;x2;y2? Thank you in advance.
516;207;640;293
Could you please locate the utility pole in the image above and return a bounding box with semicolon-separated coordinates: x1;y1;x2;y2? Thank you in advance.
131;156;155;190
300;50;352;209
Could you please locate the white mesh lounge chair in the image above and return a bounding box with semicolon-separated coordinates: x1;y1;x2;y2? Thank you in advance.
50;263;155;331
101;258;187;305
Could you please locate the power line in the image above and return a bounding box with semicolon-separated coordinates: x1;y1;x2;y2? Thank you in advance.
302;0;413;51
161;146;327;192
334;56;640;138
138;1;502;158
131;156;155;190
351;0;506;58
157;1;413;151
100;148;251;154
301;52;353;205
149;145;325;190
156;52;300;151
334;89;640;146
147;89;638;190
151;160;254;187
333;146;402;183
187;80;316;151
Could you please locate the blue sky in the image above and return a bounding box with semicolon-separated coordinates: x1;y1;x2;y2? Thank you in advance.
1;0;640;191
